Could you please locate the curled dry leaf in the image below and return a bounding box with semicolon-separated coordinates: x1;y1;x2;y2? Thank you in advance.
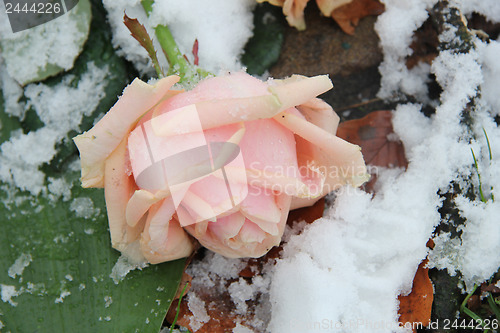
397;260;434;332
331;0;385;35
336;110;408;192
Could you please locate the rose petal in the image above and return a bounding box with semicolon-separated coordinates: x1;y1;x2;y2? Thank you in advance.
274;111;369;208
125;188;171;227
240;185;281;235
297;98;340;134
239;220;267;243
140;198;194;264
208;213;246;247
268;75;333;111
148;75;333;136
74;75;180;188
104;138;144;251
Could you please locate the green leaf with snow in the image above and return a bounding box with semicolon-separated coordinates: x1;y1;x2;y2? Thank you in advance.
0;170;185;332
242;3;285;76
0;93;21;144
0;1;185;331
0;0;92;85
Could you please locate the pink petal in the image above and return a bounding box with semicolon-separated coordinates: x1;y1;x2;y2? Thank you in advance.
282;0;308;30
268;75;333;110
125;188;171;227
274;111;369;209
240;185;281;235
147;73;333;136
74;75;180;188
297;98;340;134
207;213;246;247
140;198;194;264
239;220;266;243
103;138;144;251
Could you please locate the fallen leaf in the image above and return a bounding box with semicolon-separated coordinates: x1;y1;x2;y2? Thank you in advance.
336;110;408;192
398;260;434;332
331;0;385;35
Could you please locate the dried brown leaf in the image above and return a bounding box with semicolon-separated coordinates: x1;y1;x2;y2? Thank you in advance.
331;0;385;35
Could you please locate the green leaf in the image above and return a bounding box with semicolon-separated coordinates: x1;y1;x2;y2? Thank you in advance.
0;0;92;85
242;3;286;76
0;93;22;144
0;170;185;332
123;13;164;78
0;1;185;331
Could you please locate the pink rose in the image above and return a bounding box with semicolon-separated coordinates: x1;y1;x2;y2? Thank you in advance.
73;72;367;264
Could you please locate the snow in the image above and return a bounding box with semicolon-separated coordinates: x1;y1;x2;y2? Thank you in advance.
70;197;100;219
1;284;19;306
104;295;113;308
374;0;437;100
233;322;255;333
110;246;148;284
0;62;108;196
268;0;500;331
187;293;211;331
0;0;91;85
7;253;32;279
55;290;71;304
102;0;255;76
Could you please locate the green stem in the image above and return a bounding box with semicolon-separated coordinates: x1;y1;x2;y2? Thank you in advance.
169;283;189;333
471;148;486;203
487;293;500;319
460;284;489;331
140;0;211;85
154;25;192;77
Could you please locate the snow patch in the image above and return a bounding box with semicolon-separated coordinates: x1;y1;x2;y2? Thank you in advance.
110;246;148;284
1;284;19;306
0;63;109;196
102;0;255;75
7;253;32;279
70;197;100;219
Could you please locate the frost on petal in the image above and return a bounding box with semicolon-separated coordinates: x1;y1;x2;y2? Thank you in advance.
268;75;333;112
74;75;180;188
104;138;144;252
140;198;194;264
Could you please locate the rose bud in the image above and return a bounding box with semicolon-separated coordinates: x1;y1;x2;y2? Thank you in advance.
73;72;368;264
